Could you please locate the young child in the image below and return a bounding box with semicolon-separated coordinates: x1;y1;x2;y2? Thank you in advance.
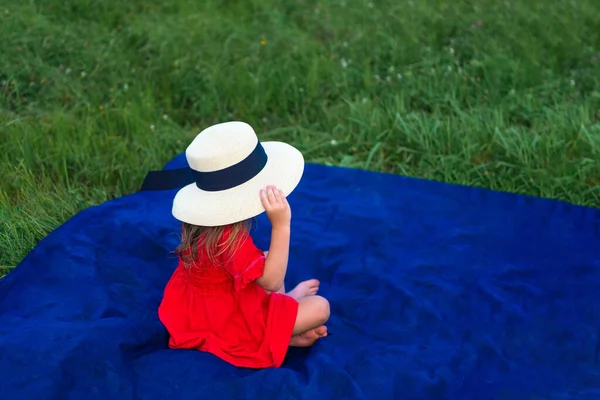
158;121;330;369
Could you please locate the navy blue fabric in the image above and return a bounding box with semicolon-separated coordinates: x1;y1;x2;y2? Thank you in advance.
1;153;600;400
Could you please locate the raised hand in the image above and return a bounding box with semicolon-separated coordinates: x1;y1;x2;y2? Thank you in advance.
260;185;291;229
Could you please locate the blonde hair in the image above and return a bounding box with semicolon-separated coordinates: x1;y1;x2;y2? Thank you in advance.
174;220;251;268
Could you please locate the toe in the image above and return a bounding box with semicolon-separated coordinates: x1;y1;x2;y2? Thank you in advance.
305;279;319;287
315;325;327;336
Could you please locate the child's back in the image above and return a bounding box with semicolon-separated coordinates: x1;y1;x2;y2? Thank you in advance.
159;223;299;369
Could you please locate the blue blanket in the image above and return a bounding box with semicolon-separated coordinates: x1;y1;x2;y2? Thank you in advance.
1;153;600;399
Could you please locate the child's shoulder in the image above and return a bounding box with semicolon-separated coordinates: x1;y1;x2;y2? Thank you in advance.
230;229;258;253
209;226;258;262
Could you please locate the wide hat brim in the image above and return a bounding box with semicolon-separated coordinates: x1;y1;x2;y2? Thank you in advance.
172;141;304;227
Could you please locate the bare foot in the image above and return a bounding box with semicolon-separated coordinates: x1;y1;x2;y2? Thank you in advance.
289;325;328;347
287;279;320;300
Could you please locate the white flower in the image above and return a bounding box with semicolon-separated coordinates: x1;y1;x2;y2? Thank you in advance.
330;139;338;146
150;125;155;131
340;58;348;68
449;47;455;54
397;73;403;79
65;68;72;74
162;114;169;120
80;71;86;78
570;79;575;86
123;84;129;91
386;76;391;82
361;97;368;103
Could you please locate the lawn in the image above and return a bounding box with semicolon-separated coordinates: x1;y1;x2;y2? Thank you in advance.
1;0;600;272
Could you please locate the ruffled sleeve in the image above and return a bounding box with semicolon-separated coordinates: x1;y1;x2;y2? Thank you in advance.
224;232;266;292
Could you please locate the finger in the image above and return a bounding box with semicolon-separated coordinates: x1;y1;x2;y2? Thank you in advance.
272;187;283;203
267;186;277;203
278;190;290;208
278;189;287;204
260;188;270;207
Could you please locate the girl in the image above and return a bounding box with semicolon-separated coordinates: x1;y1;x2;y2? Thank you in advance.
158;121;330;369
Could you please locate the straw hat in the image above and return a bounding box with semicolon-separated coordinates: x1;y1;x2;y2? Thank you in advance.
171;121;304;227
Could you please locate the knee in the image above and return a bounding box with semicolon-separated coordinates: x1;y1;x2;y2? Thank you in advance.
314;296;330;325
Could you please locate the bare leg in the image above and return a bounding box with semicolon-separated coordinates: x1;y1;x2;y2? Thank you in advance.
289;295;330;347
289;326;328;347
262;250;319;300
286;279;320;300
261;251;329;347
267;278;319;299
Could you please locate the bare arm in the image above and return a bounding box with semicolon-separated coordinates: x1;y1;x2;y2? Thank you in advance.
255;186;292;292
256;226;290;291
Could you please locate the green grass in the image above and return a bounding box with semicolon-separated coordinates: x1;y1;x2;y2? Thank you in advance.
1;0;600;269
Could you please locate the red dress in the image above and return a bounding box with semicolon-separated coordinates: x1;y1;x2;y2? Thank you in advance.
158;230;299;369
